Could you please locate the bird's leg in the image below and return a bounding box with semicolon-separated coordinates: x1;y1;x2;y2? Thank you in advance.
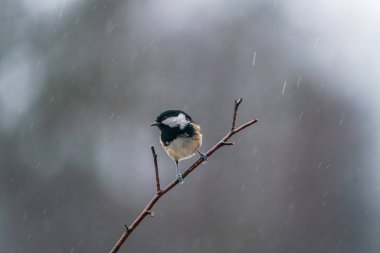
175;160;184;183
197;151;208;163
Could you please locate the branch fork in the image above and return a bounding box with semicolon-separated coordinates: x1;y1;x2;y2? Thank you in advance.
109;98;258;253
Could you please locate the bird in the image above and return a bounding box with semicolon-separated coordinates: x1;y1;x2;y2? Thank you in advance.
151;110;207;182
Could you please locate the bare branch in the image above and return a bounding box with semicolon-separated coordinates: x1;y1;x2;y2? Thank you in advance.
231;98;243;131
232;119;258;135
151;146;161;193
109;99;258;253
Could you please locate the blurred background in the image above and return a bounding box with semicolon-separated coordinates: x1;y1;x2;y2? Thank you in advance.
1;0;380;252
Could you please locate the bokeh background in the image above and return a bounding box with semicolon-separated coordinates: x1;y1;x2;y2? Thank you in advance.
1;0;380;252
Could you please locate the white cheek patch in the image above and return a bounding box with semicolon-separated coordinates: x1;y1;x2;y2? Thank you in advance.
162;113;189;129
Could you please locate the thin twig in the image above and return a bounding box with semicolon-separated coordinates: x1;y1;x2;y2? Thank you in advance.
151;146;161;193
221;141;234;146
109;99;258;253
231;98;243;131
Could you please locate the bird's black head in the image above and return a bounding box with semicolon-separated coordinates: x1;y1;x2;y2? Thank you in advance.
151;110;193;131
151;110;197;146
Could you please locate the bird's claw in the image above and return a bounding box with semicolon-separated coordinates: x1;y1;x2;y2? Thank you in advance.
198;151;208;164
176;173;184;184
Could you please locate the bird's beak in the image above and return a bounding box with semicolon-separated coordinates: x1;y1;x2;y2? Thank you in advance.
150;122;159;126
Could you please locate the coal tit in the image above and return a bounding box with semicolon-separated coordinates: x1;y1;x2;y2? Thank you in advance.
151;110;207;182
